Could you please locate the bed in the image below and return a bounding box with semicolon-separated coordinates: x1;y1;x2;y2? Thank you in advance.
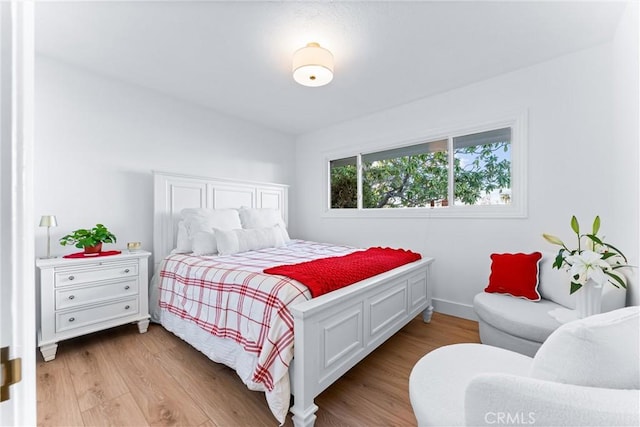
152;171;434;427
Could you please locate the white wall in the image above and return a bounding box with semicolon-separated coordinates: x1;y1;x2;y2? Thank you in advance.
612;2;639;306
34;56;296;264
293;42;638;319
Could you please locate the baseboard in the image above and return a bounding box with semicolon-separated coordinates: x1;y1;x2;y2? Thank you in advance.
432;298;478;321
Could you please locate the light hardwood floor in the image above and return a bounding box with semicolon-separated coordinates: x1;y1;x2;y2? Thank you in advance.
37;312;480;426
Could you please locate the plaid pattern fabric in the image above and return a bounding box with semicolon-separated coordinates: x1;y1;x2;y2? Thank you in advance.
158;240;356;391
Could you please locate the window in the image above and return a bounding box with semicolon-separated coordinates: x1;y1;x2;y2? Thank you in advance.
329;157;357;208
453;128;511;206
326;116;526;218
361;139;448;208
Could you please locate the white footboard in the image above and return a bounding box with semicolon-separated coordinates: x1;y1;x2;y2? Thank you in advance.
289;258;433;427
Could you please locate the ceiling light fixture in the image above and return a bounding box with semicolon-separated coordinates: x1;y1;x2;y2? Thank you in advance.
292;42;334;87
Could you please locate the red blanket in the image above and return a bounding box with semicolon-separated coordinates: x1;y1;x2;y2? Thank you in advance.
263;247;422;297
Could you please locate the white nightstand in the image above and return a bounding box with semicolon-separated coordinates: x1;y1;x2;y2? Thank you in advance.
36;250;152;361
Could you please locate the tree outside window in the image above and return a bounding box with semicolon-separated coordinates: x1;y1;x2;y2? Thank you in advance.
330;157;357;208
329;127;512;210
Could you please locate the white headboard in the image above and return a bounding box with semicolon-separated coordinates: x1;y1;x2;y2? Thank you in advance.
153;171;289;266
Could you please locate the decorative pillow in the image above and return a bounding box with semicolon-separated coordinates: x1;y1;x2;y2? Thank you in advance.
484;252;542;301
179;208;242;253
530;306;640;389
238;207;290;242
174;221;191;253
181;208;242;230
215;226;285;256
191;231;217;256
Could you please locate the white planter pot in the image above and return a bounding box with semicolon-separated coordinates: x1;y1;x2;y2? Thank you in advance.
575;279;603;319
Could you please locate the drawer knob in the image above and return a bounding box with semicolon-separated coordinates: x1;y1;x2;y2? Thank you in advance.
124;305;130;310
69;317;75;322
68;275;75;281
124;269;130;273
124;285;130;290
68;295;75;300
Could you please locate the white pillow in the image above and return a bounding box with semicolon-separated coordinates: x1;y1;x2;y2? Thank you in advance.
181;208;242;230
179;208;242;252
238;207;290;242
530;306;640;389
215;226;285;256
174;221;191;253
538;252;576;309
191;231;217;256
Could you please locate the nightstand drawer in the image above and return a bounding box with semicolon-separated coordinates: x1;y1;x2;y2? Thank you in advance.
56;296;139;333
55;262;138;287
55;278;138;310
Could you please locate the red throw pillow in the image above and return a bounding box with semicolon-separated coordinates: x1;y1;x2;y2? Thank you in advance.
485;252;543;301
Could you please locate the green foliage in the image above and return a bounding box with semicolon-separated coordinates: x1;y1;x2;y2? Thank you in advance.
454;142;511;205
362;151;449;208
330;142;511;209
59;224;117;249
330;164;358;208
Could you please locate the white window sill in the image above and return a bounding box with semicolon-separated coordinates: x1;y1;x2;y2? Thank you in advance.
322;204;527;219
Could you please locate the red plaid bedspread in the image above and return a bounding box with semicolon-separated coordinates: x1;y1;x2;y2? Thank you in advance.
158;240;356;391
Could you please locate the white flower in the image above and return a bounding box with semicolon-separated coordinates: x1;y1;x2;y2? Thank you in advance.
543;216;630;293
565;250;611;286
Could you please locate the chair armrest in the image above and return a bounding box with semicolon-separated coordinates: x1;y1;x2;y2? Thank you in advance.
465;373;639;426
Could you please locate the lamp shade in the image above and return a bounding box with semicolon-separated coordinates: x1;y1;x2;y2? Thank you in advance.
39;215;58;227
292;42;334;87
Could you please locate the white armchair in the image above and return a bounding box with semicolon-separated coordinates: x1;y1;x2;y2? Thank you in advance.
409;306;640;426
473;252;627;357
466;374;639;426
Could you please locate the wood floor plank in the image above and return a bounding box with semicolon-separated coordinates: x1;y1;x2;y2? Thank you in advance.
63;332;130;411
37;312;480;427
140;323;178;355
36;356;85;427
197;419;219;427
156;340;276;426
318;376;414;426
317;339;420;426
99;327;209;426
80;393;149;427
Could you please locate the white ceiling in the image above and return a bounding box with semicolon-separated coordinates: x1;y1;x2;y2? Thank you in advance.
35;1;627;136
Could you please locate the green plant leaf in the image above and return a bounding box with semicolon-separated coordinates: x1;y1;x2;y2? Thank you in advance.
605;271;627;289
604;243;628;262
570;282;582;294
592;216;600;235
571;215;580;235
58;224;116;248
553;253;564;269
586;234;603;245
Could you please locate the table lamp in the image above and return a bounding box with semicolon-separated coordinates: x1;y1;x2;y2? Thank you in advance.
39;215;58;259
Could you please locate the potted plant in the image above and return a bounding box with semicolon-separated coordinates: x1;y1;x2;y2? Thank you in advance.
59;224;117;254
543;215;628;318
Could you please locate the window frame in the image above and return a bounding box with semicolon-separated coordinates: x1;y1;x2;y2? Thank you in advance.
323;112;528;219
